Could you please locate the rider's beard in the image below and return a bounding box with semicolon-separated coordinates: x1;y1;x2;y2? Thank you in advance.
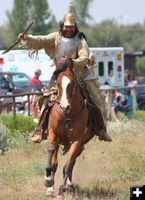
62;29;78;38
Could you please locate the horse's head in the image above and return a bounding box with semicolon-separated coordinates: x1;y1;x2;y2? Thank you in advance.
54;62;78;114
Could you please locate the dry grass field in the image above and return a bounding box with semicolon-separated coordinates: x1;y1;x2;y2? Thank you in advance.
0;118;145;200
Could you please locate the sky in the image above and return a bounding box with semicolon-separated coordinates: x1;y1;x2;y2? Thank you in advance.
1;0;145;26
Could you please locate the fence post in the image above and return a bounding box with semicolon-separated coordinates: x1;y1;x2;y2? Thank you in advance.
105;90;112;120
12;97;16;117
27;95;31;116
132;87;137;112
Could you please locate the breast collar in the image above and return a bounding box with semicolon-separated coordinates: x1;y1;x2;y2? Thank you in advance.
54;100;87;125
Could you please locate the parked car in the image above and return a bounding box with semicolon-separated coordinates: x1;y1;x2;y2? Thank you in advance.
0;71;44;110
0;71;33;95
0;71;46;94
136;82;145;110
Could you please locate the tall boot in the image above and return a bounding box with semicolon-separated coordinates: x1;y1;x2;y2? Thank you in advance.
31;104;50;143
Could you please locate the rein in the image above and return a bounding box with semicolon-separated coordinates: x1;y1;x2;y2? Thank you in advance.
55;101;87;154
53;64;87;153
55;77;86;124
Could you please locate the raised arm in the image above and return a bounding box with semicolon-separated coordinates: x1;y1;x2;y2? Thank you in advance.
18;32;58;52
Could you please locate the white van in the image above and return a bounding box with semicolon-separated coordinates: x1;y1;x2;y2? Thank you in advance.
0;49;55;84
0;47;124;87
90;47;124;86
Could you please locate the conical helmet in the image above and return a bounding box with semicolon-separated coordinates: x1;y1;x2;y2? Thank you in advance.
63;4;76;26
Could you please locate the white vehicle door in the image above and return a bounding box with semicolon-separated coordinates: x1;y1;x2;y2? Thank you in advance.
97;54;115;86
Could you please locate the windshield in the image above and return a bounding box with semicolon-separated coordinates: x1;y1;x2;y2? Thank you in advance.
10;74;30;89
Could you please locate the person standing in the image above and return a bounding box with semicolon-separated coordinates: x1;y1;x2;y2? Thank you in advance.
127;71;137;95
126;71;138;114
30;69;42;122
30;69;42;85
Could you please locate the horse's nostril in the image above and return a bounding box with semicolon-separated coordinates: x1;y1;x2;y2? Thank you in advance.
66;105;70;112
67;105;70;110
60;104;70;113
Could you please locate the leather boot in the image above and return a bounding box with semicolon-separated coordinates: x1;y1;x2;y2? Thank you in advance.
31;129;42;143
98;130;112;142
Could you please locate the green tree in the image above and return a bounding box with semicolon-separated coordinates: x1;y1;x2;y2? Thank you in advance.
136;56;145;76
5;0;57;45
6;0;30;44
72;0;93;26
30;0;57;34
85;20;123;47
120;23;145;52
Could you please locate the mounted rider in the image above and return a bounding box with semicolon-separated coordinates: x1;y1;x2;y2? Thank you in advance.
18;5;112;142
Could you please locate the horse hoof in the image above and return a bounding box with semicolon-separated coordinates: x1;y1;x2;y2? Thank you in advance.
46;187;55;197
44;175;54;187
68;184;76;193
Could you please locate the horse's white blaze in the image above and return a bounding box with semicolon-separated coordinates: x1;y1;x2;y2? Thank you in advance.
60;76;70;108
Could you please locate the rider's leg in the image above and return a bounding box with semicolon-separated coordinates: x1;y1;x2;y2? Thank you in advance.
31;103;50;143
84;79;112;142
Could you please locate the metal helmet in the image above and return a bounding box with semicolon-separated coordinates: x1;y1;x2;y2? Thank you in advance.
63;4;76;26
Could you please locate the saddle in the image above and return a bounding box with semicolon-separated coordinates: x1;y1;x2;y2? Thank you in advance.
31;79;107;143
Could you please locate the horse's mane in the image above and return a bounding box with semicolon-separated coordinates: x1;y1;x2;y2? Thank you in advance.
51;63;71;82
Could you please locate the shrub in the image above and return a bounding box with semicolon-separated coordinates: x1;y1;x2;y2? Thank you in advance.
0;120;9;153
0;114;35;133
132;110;145;121
0;114;36;148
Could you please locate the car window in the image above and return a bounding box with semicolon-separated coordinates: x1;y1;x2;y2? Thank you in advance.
0;75;10;89
10;74;30;89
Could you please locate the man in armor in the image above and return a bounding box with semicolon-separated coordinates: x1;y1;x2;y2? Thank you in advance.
18;6;112;142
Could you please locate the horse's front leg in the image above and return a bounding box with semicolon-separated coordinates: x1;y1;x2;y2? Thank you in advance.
44;128;58;196
58;141;83;196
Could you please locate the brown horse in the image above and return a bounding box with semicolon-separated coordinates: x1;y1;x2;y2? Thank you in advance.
44;63;94;198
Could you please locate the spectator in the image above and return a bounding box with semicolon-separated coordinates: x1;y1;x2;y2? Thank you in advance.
30;69;42;85
112;90;130;117
30;69;43;122
127;71;137;95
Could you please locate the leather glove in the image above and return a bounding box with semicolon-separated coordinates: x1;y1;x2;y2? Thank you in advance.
18;33;30;41
58;56;73;68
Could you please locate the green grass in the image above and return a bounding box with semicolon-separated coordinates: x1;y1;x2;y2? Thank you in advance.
0;114;35;133
133;110;145;121
0;117;145;199
0;114;36;149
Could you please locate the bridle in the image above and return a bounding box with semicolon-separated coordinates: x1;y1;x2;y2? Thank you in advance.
53;69;87;153
55;73;86;123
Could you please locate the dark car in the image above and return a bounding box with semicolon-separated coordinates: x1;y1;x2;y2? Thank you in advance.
0;71;44;95
136;82;145;110
0;71;32;95
0;71;44;113
0;71;32;112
